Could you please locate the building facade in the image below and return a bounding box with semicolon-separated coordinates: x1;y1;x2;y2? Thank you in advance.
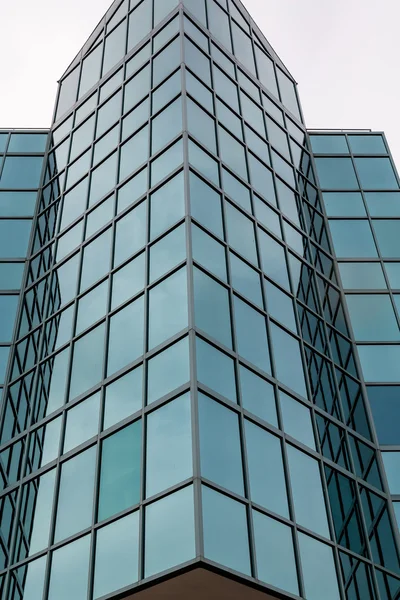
0;1;399;599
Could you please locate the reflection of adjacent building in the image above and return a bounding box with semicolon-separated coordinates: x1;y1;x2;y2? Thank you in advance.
0;2;399;600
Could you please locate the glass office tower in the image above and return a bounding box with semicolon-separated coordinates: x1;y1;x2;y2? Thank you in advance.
0;1;399;599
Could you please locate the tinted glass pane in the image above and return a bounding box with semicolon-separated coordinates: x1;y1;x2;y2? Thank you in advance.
196;337;236;403
69;323;105;401
280;392;315;449
104;366;143;429
252;510;298;595
145;486;195;577
190;172;223;238
194;268;232;348
239;365;277;425
80;228;112;291
98;421;141;521
149;224;186;283
298;533;340;600
339;262;386;289
94;512;139;599
107;296;144;376
287;446;329;537
114;201;146;266
245;420;288;516
258;229;290;289
234;296;270;373
329;220;377;258
150;171;185;239
64;392;100;452
0;263;24;289
230;252;263;307
373;220;400;257
0;221;32;258
368;386;400;445
358;345;400;382
323;191;366;217
192;224;227;282
21;556;46;600
55;446;96;542
355;157;398;190
346;294;400;341
199;393;243;495
147;337;190;404
382;452;400;494
226;202;257;265
315;158;358;190
310;135;349;154
202;486;251;575
0;157;43;189
348;134;386;154
0;296;18;341
385;262;400;288
76;280;108;335
148;267;188;349
365;192;400;216
146;393;192;497
48;535;90;600
152;97;182;154
27;469;56;555
0;191;37;217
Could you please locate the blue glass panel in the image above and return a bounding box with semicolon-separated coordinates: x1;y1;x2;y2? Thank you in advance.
48;535;90;600
189;140;219;187
94;512;139;599
339;262;386;289
355;157;398;190
64;392;100;452
373;220;400;257
127;0;152;52
0;220;32;258
358;345;400;382
119;126;148;182
287;446;329;537
102;19;127;76
0;157;43;189
148;267;188;349
190;172;223;238
315;157;358;190
152;97;182;154
234;296;270;373
199;393;243;495
368;386;400;445
69;323;105;400
346;294;400;341
226;202;257;265
117;168;147;214
103;366;143;429
85;196;115;238
310;135;349;154
76;280;108;335
107;296;144;376
222;168;251;212
207;0;232;51
196;337;236;402
382;452;400;494
114;201;146;266
27;469;56;555
323;191;366;217
265;281;296;332
298;533;340;600
185;38;211;86
124;64;150;113
0;346;9;384
147;337;190;405
55;446;96;541
248;154;276;202
202;486;251;575
21;555;47;600
239;365;277;425
187;98;217;155
146;393;192;497
153;37;181;87
245;420;288;516
348;134;387;154
96;91;122;137
111;252;145;310
0;191;37;216
149;224;186;283
365;192;400;216
0;263;24;289
194;268;232;348
329;220;377;258
230;252;263;307
385;262;400;288
252;510;298;595
150;171;185;239
218;127;248;181
192;224;227;281
280;392;315;449
145;486;195;577
0;296;18;341
80;228;112;291
98;421;141;521
271;324;307;397
258;229;290;289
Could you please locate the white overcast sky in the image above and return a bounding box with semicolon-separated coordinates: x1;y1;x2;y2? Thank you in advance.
1;0;399;164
